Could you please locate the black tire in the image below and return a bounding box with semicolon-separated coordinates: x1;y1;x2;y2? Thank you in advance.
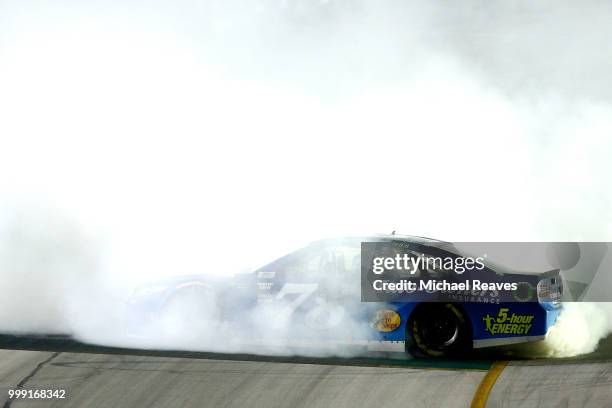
406;303;472;358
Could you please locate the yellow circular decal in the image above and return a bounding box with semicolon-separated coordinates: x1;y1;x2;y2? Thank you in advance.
370;309;401;332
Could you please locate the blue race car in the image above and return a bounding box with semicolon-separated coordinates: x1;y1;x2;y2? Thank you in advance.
126;235;563;357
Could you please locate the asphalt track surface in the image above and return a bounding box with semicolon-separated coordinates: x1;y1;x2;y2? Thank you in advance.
1;335;612;408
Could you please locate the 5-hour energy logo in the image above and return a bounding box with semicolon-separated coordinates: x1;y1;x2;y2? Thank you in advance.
483;308;534;335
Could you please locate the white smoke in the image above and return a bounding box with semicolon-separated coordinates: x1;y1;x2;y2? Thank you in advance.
543;303;612;357
1;0;612;357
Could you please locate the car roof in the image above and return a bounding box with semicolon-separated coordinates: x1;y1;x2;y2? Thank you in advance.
311;234;451;246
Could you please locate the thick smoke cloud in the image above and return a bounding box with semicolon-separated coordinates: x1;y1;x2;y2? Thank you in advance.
0;0;611;356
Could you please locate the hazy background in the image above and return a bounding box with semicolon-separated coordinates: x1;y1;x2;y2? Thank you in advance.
1;0;611;355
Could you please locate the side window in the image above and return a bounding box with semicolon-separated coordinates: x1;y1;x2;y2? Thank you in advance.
330;244;362;278
318;244;362;301
386;247;424;278
420;252;452;278
281;247;325;282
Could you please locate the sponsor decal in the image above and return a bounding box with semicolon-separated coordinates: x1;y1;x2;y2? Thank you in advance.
257;271;276;279
513;282;535;302
370;309;401;332
483;308;534;335
446;289;500;304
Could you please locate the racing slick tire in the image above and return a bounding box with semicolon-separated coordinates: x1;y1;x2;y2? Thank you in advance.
406;303;472;358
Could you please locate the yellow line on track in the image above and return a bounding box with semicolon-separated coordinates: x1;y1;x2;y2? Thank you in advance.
470;361;508;408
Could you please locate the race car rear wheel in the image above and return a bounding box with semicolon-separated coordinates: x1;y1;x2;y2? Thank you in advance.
407;303;472;358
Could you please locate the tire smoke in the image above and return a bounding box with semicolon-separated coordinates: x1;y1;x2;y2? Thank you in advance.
1;0;612;357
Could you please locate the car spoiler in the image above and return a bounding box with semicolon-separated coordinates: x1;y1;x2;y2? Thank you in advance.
540;269;561;278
